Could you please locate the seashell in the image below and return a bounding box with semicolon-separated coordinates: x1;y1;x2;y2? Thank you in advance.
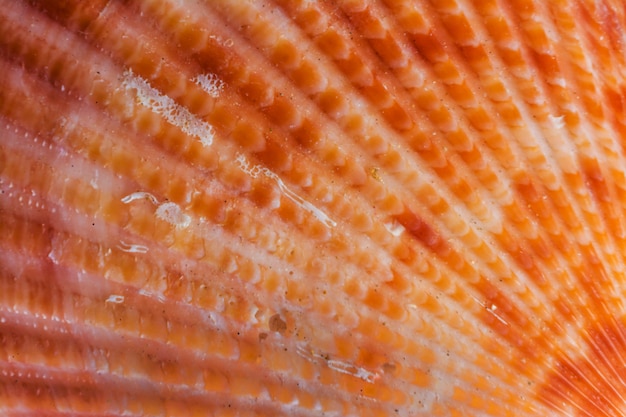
1;0;626;416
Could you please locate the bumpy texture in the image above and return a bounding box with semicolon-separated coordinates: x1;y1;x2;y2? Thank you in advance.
1;1;626;416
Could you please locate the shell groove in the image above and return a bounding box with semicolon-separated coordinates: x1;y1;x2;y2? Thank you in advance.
1;1;626;416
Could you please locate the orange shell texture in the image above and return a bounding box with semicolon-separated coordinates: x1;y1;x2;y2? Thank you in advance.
2;1;626;416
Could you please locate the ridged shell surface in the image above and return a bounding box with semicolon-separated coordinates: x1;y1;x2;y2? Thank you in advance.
1;1;626;416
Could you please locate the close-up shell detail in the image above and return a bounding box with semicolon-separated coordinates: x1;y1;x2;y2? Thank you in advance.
1;0;626;416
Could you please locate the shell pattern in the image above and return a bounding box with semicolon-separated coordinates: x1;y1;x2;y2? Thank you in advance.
1;1;626;416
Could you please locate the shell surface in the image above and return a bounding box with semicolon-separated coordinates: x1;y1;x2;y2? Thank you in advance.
1;0;626;416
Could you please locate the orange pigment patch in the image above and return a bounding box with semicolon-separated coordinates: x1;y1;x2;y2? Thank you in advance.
394;207;449;257
581;156;611;203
